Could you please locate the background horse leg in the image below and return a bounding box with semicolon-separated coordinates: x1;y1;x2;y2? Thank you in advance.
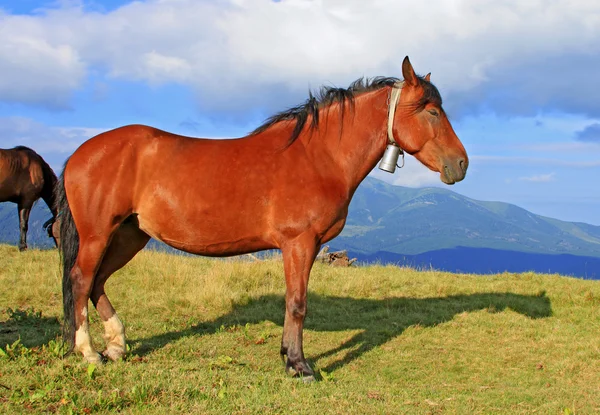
280;232;320;380
71;238;111;364
91;220;149;361
17;203;32;251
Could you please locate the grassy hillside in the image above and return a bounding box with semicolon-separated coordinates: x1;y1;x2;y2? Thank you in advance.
1;244;599;414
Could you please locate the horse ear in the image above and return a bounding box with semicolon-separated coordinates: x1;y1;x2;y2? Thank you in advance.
402;56;419;86
424;73;431;82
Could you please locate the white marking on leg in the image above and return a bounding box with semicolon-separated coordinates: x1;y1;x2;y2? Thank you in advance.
103;313;126;361
75;306;102;364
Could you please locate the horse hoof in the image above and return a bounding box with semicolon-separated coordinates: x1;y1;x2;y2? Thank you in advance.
300;375;315;384
83;352;104;365
286;362;315;381
286;367;316;383
18;245;27;252
102;347;125;362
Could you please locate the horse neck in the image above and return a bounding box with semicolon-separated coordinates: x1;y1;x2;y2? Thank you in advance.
304;88;389;193
41;187;57;216
40;164;58;216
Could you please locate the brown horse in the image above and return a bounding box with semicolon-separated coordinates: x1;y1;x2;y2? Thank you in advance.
57;57;468;380
0;146;59;251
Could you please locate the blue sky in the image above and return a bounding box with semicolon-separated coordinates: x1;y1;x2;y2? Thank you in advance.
1;0;600;225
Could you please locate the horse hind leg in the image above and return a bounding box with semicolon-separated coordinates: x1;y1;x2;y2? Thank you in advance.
70;237;111;364
17;203;32;251
91;218;150;361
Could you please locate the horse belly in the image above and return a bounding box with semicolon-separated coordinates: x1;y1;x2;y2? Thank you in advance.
136;191;274;257
158;234;273;257
0;168;26;201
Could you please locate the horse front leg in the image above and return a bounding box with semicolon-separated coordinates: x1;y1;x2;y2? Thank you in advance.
280;232;320;382
17;204;31;251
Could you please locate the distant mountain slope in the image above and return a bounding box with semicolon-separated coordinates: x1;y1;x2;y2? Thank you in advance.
2;177;600;279
0;202;55;249
337;178;600;258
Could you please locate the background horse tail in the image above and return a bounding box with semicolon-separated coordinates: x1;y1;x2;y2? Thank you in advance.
55;172;79;354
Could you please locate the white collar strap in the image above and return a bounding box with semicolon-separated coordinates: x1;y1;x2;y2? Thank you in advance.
387;81;405;150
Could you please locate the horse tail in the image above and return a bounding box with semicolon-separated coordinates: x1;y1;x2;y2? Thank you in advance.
55;171;78;355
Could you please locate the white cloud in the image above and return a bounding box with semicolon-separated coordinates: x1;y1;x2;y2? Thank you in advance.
518;141;600;153
369;156;440;188
0;0;599;115
471;155;600;168
0;116;105;168
140;51;193;84
0;13;85;108
518;173;556;182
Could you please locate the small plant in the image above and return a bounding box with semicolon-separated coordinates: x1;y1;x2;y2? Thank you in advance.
131;384;152;407
6;307;42;322
214;379;227;400
29;382;55;403
254;329;272;345
243;322;251;340
319;369;335;382
44;339;67;358
209;354;234;370
0;338;33;360
87;363;97;380
93;388;127;412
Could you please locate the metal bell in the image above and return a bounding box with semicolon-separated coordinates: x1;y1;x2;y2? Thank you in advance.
378;144;401;173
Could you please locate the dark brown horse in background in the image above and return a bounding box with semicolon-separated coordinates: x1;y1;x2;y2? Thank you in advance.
0;146;59;251
57;57;468;380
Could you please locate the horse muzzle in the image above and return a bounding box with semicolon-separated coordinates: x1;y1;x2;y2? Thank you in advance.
441;157;468;185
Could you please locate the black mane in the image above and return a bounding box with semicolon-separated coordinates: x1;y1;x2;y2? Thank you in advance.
251;76;442;146
13;145;36;152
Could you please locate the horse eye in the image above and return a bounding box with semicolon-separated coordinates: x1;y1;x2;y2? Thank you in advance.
427;109;439;117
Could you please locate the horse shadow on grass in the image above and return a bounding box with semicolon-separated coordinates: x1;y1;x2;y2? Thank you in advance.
0;307;60;348
131;291;552;373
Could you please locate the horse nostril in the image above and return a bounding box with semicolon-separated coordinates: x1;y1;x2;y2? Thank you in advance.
459;158;467;173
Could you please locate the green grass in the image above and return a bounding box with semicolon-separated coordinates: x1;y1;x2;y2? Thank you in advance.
0;244;599;414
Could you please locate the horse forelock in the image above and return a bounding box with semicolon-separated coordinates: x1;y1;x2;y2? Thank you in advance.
389;76;443;118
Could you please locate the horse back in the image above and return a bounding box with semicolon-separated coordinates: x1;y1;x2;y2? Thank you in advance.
64;125;280;253
64;124;351;254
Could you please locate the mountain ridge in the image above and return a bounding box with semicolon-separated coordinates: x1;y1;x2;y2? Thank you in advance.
337;177;600;258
